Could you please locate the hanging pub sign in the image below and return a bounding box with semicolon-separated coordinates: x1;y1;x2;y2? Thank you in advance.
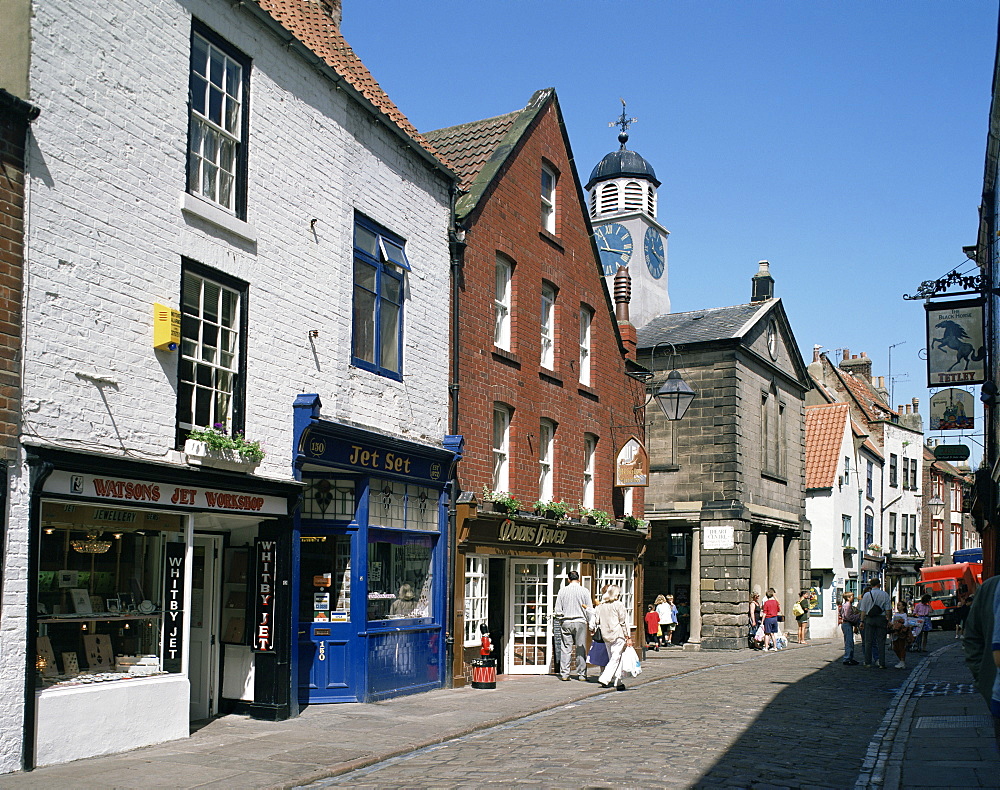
615;438;649;487
929;388;975;430
925;300;986;386
162;542;185;673
252;538;278;653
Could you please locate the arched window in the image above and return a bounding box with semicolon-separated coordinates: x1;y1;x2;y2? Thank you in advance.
599;182;618;214
624;181;643;212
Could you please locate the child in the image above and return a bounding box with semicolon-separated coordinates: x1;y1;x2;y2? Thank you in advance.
644;604;660;652
889;601;916;669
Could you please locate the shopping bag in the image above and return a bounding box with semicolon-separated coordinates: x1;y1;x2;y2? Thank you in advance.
587;640;609;666
754;625;765;643
774;631;788;650
620;646;642;677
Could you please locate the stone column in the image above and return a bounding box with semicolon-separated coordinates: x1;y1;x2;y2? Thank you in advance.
768;532;785;614
751;530;768;598
785;535;801;631
685;525;702;650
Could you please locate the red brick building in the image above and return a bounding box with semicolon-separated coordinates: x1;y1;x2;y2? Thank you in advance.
425;89;648;683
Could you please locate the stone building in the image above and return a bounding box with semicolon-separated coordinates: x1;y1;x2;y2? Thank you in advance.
639;264;812;649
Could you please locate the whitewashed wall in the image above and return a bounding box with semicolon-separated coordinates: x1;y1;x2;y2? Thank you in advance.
0;0;452;772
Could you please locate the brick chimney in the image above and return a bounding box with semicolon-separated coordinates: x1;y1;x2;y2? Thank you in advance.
751;260;774;303
319;0;342;27
839;350;873;383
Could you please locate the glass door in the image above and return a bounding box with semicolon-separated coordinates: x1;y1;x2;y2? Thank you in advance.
506;560;553;674
297;532;357;703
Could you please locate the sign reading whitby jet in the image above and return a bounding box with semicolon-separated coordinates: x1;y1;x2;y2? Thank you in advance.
925;300;987;387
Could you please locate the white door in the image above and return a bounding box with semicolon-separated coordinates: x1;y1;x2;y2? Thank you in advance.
190;534;223;720
506;560;555;674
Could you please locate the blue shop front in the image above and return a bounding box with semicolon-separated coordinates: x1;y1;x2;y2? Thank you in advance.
292;394;462;703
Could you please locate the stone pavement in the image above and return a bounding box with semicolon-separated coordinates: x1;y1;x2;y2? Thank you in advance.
0;631;996;789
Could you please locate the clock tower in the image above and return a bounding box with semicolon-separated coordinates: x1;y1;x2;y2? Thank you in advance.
587;103;668;330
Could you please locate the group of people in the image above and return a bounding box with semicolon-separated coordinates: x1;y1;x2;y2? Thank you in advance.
643;594;679;650
837;579;935;669
747;588;814;651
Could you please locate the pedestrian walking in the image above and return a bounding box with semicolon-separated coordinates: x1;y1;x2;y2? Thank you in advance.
859;577;891;668
655;594;678;646
553;570;592;681
962;573;1000;750
839;592;860;665
591;585;632;690
912;594;933;651
748;592;763;650
762;588;781;651
793;590;811;645
888;600;916;669
644;604;660;651
956;594;972;640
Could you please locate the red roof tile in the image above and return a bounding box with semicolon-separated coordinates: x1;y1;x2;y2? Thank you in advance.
806;403;850;489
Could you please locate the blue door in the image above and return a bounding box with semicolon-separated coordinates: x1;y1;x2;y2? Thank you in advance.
297;532;359;703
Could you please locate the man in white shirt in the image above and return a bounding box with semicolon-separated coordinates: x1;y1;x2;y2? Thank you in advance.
554;571;592;681
859;578;892;669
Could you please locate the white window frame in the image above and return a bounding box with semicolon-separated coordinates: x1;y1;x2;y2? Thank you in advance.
541;165;557;233
494;255;512;351
539;418;555;501
463;555;489;646
188;28;247;215
540;283;555;370
596;562;635;624
492;404;511;493
579;306;592;386
582;434;596;509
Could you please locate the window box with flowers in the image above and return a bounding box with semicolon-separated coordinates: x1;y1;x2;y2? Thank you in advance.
184;424;265;472
480;488;520;515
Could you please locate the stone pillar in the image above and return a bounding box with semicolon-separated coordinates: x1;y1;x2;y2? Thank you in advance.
768;532;785;614
685;524;702;650
784;535;801;630
751;530;768;598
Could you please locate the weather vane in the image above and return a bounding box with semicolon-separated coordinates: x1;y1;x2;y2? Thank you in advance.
609;98;637;147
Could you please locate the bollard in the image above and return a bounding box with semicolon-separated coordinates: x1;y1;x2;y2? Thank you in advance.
471;657;496;689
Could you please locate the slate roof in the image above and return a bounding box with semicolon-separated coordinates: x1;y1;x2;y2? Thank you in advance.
806;403;850;489
828;362;897;423
424;89;555;221
637;301;773;347
252;0;446;166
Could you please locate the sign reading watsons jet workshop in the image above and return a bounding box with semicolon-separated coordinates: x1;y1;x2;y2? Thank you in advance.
42;471;288;516
163;542;186;673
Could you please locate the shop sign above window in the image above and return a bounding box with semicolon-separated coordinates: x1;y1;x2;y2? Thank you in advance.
615;438;648;487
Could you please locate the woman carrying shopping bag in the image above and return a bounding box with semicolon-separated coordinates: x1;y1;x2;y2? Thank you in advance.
591;585;633;690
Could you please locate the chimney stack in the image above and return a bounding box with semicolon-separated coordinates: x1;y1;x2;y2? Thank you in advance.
614;266;636;359
319;0;342;26
839;349;873;383
751;260;774;303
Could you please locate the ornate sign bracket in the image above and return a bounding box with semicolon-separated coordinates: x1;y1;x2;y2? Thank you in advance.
903;269;986;301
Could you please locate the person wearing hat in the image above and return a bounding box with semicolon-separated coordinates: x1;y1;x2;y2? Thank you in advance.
554;570;592;681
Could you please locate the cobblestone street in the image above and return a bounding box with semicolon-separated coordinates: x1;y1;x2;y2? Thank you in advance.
307;634;957;790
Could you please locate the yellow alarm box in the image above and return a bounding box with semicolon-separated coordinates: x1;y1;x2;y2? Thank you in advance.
153;303;181;351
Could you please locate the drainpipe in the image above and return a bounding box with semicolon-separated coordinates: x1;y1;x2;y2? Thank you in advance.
445;185;467;687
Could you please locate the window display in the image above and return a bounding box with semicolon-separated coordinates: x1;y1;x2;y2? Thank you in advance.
35;501;185;688
367;531;433;621
299;535;352;623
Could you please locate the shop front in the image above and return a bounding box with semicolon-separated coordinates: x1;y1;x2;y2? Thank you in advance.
24;447;299;769
451;497;645;685
292;394;462;704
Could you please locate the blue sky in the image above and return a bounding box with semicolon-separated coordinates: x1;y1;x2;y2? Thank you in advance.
345;1;997;459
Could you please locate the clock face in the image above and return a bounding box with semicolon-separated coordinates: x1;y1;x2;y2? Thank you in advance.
594;222;633;276
644;227;665;279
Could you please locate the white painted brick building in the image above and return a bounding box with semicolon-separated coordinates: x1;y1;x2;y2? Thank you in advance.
1;0;455;772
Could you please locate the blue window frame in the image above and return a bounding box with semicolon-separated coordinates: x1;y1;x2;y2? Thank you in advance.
352;215;409;379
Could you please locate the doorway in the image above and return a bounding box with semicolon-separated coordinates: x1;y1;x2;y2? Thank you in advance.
190;534;223;720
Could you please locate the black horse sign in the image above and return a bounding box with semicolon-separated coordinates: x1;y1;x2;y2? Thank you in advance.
925;300;986;386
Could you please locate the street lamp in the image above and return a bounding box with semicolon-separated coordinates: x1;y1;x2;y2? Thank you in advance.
654;369;697;421
928;496;945;519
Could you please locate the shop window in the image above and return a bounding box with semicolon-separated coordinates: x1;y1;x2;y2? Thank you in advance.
463;555;488;646
367;531;433;621
35;501;185;688
367;478;439;532
301;477;356;521
299;535;352;623
596;561;634;623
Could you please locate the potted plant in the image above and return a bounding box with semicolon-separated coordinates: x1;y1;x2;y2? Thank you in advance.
533;500;570;521
579;508;611;528
481;487;520;515
866;543;883;555
184;423;265;472
621;514;647;531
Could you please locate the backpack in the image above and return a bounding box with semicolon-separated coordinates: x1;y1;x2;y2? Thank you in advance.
865;593;884;618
